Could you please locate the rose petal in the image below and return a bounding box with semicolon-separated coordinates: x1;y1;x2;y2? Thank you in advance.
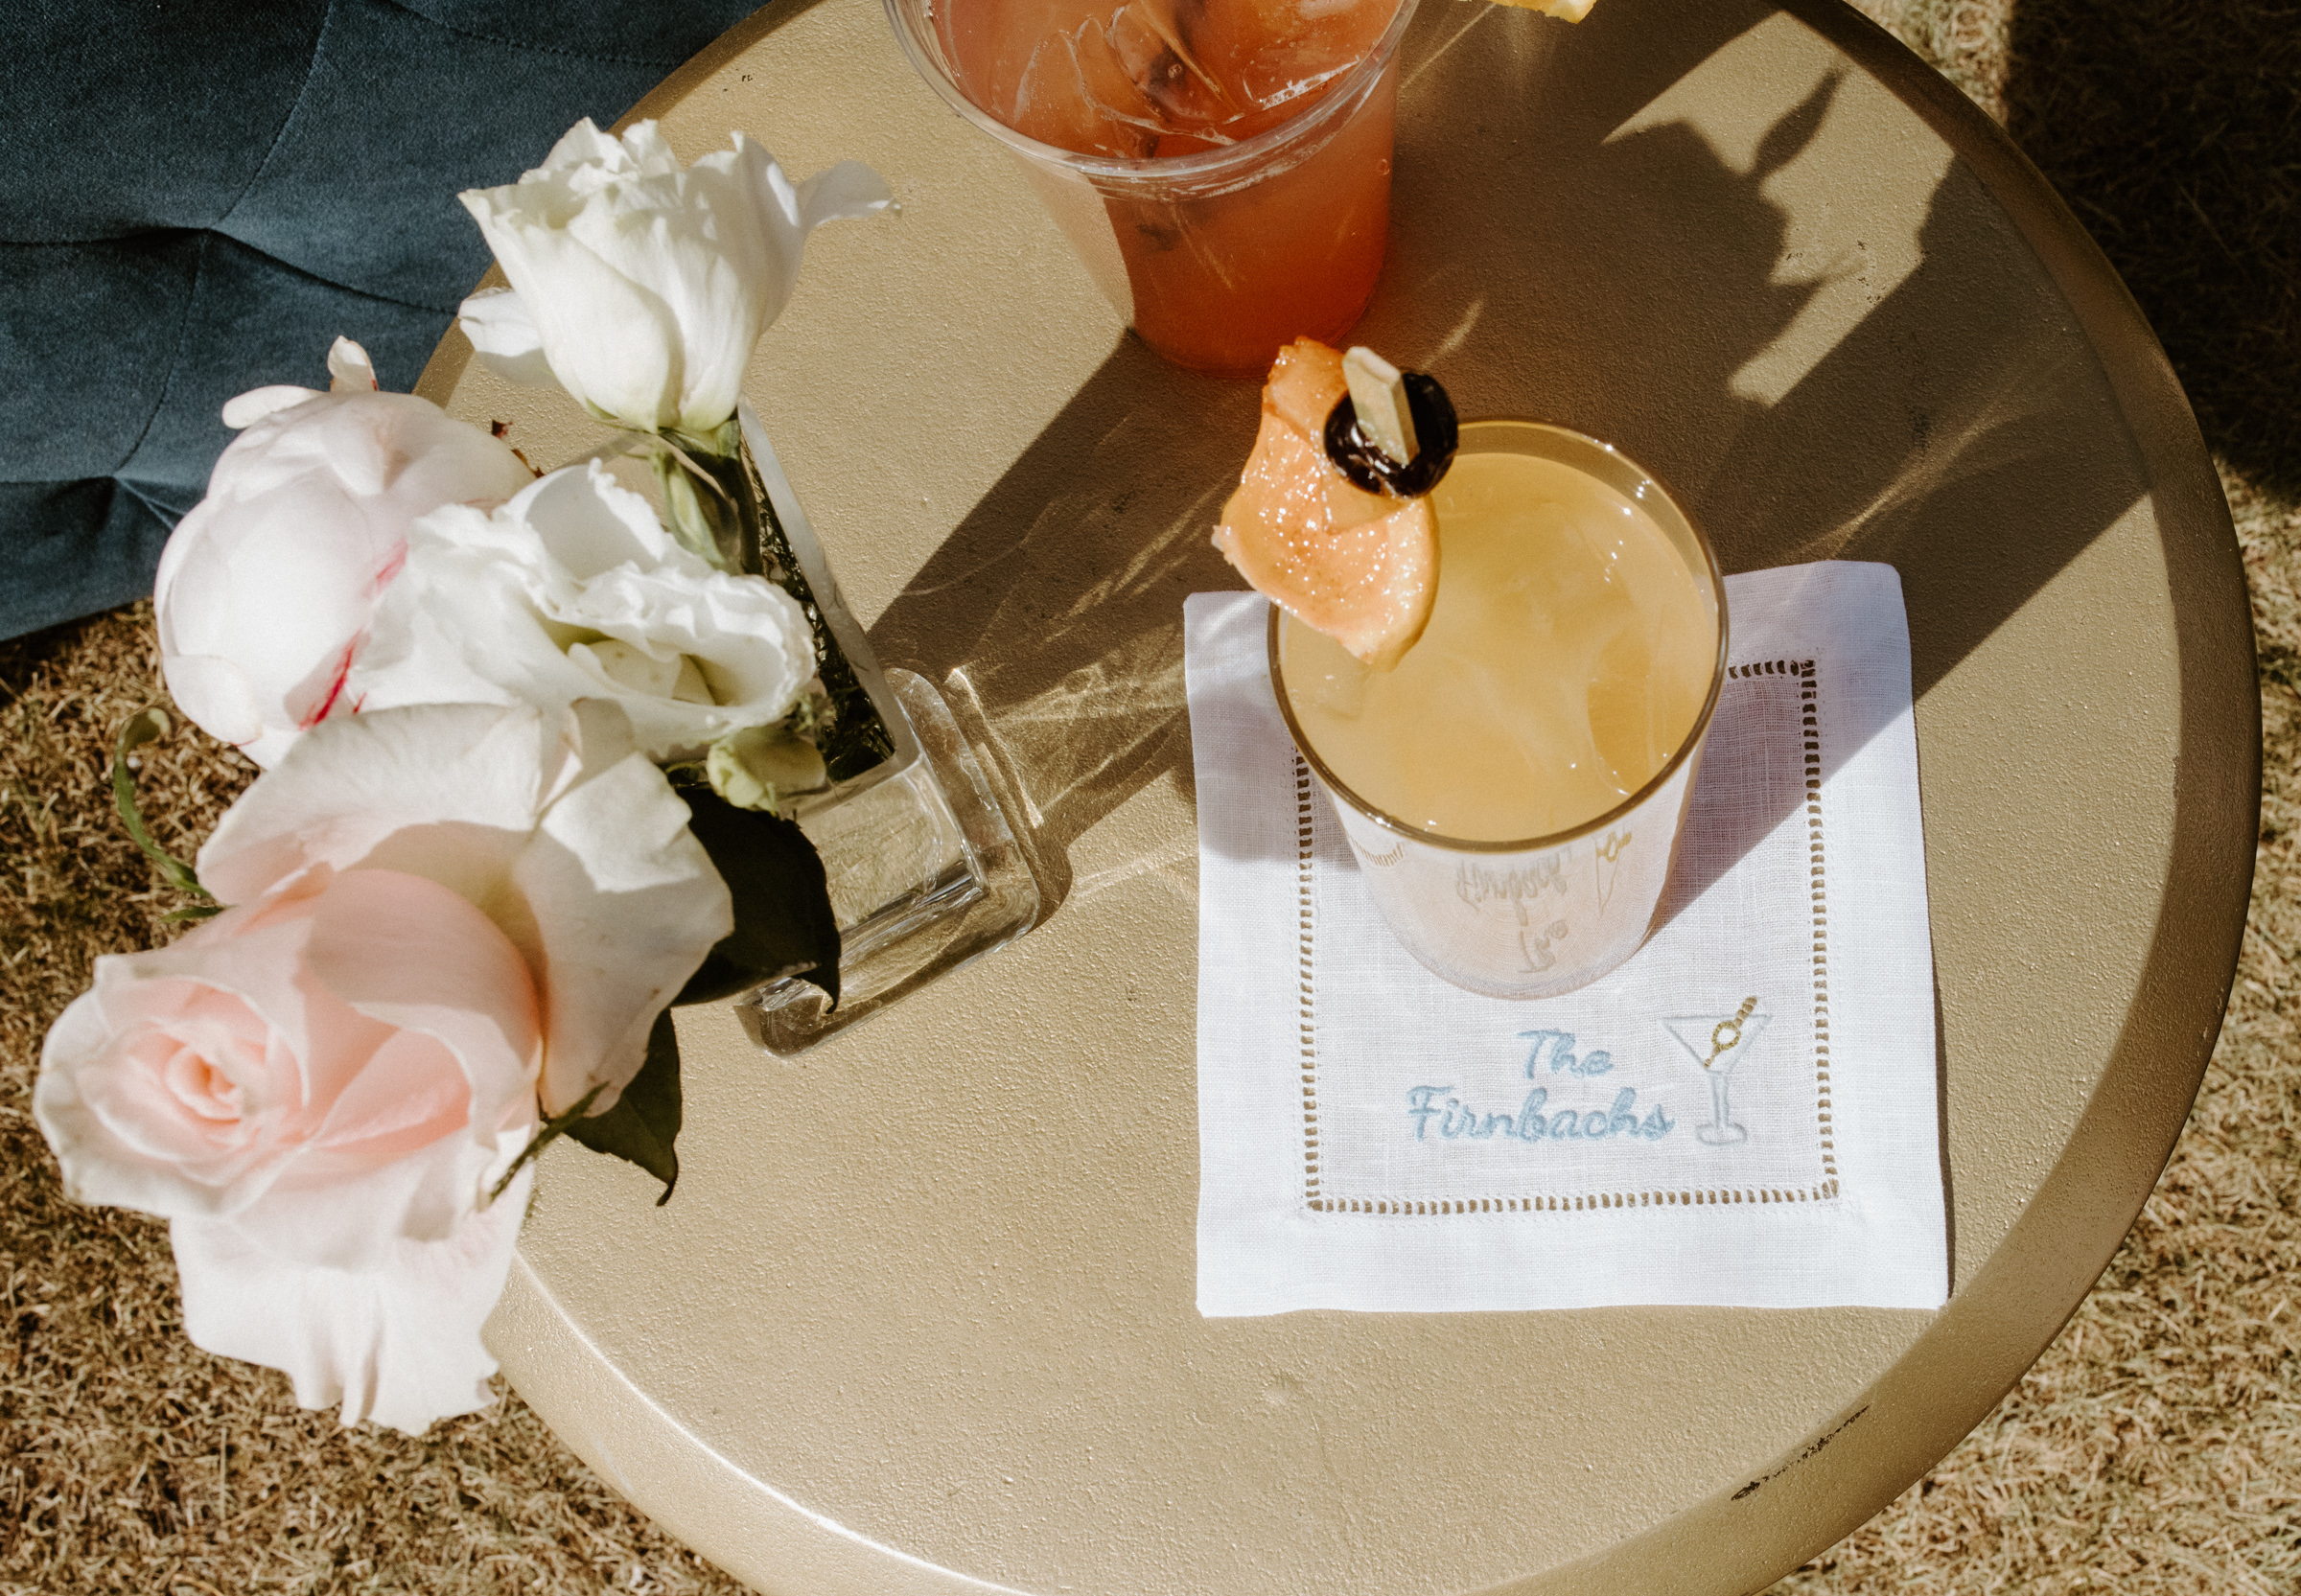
172;1164;533;1435
221;384;321;429
227;1119;502;1268
521;749;731;1113
198;704;551;905
196;703;729;1118
159;653;266;749
303;867;540;1151
456;288;560;389
326;337;379;392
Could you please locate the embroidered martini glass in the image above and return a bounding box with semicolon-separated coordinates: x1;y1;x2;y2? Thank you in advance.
1663;999;1770;1146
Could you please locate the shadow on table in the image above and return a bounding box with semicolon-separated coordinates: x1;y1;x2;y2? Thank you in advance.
872;0;2154;931
2004;0;2300;504
874;0;2153;924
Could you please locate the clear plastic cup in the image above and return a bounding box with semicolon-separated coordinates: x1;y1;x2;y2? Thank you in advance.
1270;421;1730;998
884;0;1418;375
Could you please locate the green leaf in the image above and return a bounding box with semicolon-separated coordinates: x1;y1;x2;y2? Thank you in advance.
111;708;213;903
673;774;841;1009
564;1008;684;1205
160;903;226;923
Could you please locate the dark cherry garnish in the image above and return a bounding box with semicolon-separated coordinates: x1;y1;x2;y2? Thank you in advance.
1322;371;1459;497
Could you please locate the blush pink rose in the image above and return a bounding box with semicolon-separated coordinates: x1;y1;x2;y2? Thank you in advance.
37;867;542;1430
35;700;731;1432
197;700;732;1117
155;337;533;769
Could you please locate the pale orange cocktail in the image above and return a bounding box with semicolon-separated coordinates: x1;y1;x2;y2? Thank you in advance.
1279;440;1717;841
1269;419;1728;996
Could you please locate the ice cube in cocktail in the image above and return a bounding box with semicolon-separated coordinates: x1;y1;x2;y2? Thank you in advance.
979;0;1398;158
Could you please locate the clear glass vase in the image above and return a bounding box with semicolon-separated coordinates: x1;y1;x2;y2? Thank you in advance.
719;402;1040;1052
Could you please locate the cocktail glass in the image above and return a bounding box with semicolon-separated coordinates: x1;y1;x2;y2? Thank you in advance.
883;0;1418;375
1663;1008;1771;1145
1268;421;1728;998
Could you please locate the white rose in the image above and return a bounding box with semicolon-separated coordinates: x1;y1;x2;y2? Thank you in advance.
347;461;818;763
155;338;534;768
458;119;894;437
34;701;730;1431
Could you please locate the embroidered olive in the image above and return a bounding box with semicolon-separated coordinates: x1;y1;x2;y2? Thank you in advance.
1322;371;1460;497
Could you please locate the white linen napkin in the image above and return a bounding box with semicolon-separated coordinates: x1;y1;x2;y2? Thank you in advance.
1185;562;1946;1315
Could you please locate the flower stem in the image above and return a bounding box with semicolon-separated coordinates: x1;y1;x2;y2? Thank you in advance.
110;709;220;916
658;431;895;784
488;1081;606;1203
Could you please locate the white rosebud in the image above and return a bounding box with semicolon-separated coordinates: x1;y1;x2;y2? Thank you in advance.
154;340;534;768
457;120;893;437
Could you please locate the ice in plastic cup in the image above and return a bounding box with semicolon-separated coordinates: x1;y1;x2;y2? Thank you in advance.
1270;420;1729;998
885;0;1418;375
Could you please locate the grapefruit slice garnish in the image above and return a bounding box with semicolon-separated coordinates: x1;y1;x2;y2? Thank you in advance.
1213;337;1440;671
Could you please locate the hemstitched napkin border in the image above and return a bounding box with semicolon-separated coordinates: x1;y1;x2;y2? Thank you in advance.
1185;562;1948;1316
1296;655;1839;1217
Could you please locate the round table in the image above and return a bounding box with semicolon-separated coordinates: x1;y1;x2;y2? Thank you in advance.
420;0;2259;1588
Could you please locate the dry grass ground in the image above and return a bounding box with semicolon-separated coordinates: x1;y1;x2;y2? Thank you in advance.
1782;2;2301;1591
2;1;2293;1591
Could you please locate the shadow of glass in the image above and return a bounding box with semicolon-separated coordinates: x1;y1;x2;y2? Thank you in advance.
868;343;1257;904
872;0;2156;922
2005;0;2299;499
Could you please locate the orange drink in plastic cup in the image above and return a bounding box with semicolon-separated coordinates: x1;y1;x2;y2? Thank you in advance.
885;0;1416;374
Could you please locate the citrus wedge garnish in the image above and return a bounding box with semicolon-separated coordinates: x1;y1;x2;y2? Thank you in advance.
1213;337;1440;671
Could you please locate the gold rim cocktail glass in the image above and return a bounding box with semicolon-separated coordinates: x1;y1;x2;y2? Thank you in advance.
1269;419;1729;998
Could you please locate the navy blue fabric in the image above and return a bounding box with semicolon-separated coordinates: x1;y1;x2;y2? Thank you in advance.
0;0;766;639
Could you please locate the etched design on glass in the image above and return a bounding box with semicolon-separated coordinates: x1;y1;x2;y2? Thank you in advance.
1452;856;1571;970
1594;827;1632;909
1520;917;1570;972
1455;856;1568;905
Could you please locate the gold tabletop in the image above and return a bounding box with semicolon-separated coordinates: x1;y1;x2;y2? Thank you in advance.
419;0;2258;1588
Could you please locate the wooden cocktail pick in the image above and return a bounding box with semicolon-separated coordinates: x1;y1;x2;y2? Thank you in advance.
1342;346;1419;468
